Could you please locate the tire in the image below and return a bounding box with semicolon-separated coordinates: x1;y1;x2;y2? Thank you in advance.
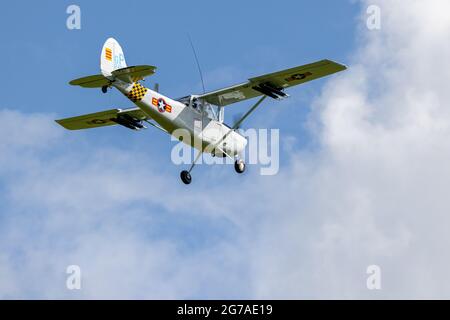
234;160;246;174
180;170;192;184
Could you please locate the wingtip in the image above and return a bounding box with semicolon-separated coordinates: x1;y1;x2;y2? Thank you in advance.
324;59;348;70
335;60;348;70
54;119;66;129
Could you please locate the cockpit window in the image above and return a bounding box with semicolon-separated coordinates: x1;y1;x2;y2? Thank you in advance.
176;96;191;106
203;103;217;120
176;95;222;121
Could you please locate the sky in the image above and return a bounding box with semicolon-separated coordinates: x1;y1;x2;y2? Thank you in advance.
1;0;450;299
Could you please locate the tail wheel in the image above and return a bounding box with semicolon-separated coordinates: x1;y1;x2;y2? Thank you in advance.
180;170;192;184
234;159;246;174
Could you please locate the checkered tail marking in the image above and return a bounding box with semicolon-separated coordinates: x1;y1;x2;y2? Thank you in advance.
127;82;148;102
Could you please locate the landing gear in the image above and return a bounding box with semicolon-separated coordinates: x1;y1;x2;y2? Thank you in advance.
101;85;108;94
180;158;245;184
234;159;246;174
179;151;203;185
180;170;192;185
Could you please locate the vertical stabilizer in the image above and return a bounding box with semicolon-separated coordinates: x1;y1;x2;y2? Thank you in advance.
101;37;127;79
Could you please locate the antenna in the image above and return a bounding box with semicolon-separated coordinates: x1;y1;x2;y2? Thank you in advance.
188;34;206;94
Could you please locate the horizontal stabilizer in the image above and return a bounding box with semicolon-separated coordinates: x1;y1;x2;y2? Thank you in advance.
69;74;110;88
111;65;157;83
69;65;156;87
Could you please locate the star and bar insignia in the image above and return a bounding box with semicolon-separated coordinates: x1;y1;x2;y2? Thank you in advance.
152;97;172;113
285;72;313;82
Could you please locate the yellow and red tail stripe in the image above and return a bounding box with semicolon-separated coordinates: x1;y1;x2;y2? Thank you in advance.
105;48;112;61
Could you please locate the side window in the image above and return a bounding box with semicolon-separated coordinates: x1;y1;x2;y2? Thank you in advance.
202;103;217;120
192;99;198;110
178;96;191;107
190;97;202;115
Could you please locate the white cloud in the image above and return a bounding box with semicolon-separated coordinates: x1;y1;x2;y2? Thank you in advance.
239;0;450;298
0;110;248;298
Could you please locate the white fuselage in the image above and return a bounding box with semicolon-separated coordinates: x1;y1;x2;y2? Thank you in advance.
113;80;247;157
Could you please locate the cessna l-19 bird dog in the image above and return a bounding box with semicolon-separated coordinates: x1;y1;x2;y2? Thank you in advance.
56;38;346;184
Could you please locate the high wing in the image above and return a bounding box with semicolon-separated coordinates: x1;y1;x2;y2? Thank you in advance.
198;59;347;106
55;107;150;131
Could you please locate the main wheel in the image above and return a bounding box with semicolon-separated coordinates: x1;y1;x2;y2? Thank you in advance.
101;86;108;94
180;170;192;184
234;159;246;174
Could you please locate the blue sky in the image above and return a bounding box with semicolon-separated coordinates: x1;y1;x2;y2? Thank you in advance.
4;0;450;299
1;0;357;150
0;0;360;181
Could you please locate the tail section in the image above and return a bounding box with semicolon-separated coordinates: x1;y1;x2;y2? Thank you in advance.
69;37;156;88
101;38;127;78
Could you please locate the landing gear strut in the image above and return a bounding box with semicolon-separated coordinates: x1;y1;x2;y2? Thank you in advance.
180;156;246;184
234;159;246;174
179;150;203;185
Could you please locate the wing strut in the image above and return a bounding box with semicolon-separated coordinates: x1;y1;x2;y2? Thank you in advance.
143;119;168;134
231;95;267;131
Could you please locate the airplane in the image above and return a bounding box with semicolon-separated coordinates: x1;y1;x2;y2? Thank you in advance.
56;38;346;184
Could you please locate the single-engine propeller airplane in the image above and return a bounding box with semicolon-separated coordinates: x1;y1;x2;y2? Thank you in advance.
56;38;346;184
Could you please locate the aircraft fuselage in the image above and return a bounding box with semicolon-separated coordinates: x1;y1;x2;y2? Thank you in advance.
113;80;247;158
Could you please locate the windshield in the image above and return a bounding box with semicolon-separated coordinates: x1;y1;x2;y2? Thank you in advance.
192;97;219;120
202;103;218;120
177;96;223;122
177;96;191;106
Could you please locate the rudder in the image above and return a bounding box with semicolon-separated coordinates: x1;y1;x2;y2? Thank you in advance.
101;37;127;78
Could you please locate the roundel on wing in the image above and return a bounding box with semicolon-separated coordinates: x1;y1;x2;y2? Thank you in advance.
88;119;108;125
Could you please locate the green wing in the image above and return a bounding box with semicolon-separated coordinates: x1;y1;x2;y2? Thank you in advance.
198;59;347;106
55;107;149;131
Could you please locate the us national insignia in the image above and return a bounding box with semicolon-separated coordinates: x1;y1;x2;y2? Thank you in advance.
286;72;312;82
152;97;172;113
